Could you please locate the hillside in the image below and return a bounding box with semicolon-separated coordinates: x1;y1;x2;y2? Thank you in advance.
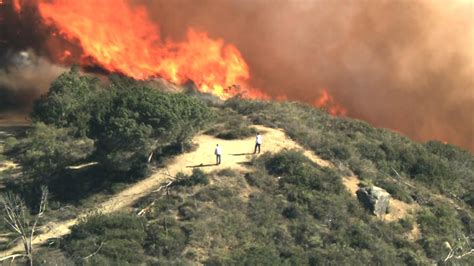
0;70;472;265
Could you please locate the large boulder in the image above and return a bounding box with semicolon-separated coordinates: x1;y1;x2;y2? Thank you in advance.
356;186;391;216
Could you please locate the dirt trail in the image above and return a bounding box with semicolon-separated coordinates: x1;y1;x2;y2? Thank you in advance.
0;125;331;257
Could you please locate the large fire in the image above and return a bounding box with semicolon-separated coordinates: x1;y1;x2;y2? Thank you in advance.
35;0;262;98
15;0;346;115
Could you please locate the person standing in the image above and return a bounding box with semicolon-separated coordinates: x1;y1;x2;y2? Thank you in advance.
215;144;222;165
254;132;262;154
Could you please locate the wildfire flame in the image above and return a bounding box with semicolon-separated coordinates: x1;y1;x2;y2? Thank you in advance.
14;0;346;116
36;0;262;98
13;0;21;12
313;90;347;116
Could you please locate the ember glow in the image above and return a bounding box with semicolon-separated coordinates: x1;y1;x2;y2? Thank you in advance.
36;0;262;99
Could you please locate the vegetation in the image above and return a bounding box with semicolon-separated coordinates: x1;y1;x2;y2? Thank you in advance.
8;123;94;180
62;213;146;264
205;108;257;140
38;149;470;264
4;70;213;202
225;97;474;207
0;70;472;264
0;187;48;265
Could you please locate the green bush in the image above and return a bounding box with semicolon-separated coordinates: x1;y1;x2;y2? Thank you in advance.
32;68;100;137
244;163;279;192
206;108;257;140
173;169;209;187
265;150;344;193
31;71;213;179
62;213;146;263
216;126;257;140
10;123;94;180
216;168;238;177
193;186;237;205
417;202;466;262
145;216;188;258
374;179;414;204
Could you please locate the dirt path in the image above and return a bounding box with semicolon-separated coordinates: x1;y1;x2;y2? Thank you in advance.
0;125;331;257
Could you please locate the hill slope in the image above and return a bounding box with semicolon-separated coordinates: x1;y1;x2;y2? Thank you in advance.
0;71;472;265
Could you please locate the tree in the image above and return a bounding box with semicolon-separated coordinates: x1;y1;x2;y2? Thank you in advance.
167;93;213;152
0;187;48;266
11;123;94;180
32;67;99;137
91;86;212;174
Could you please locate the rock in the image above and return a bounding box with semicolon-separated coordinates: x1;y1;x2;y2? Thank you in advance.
356;186;391;216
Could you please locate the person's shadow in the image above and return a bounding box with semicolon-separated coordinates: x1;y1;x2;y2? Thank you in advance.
230;153;254;156
186;163;217;168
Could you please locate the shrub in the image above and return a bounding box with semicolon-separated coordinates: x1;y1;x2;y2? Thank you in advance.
145;216;188;258
62;213;146;263
206;108;257;140
244;169;277;191
216;126;257;140
417;203;467;262
227;245;282;265
282;204;301;219
374;179;414;204
173;169;209;187
10;123;94;180
193;186;237;205
266;150;344;193
247;193;280;228
216;168;238;177
178;202;199;220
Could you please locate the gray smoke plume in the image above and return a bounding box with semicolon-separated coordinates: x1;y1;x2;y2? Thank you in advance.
0;50;65;110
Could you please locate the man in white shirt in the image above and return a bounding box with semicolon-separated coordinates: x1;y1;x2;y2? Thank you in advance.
215;144;222;165
254;132;262;154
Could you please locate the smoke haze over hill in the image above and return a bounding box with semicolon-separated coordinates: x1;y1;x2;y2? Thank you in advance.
141;0;473;151
0;0;473;151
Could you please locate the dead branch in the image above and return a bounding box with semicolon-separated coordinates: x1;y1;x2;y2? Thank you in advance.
152;180;174;193
0;254;29;262
6;235;21;249
30;187;48;244
138;180;174;216
444;235;474;262
390;167;416;188
82;241;104;260
0;186;48;266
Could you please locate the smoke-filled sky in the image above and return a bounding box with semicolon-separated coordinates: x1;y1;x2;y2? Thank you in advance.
1;0;473;151
140;0;473;151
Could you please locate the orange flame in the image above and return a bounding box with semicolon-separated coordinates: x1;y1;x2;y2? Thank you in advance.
36;0;262;98
313;90;347;116
33;0;346;115
13;0;21;12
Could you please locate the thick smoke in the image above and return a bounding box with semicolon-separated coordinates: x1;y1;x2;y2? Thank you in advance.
138;0;473;151
0;0;67;110
0;50;66;110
